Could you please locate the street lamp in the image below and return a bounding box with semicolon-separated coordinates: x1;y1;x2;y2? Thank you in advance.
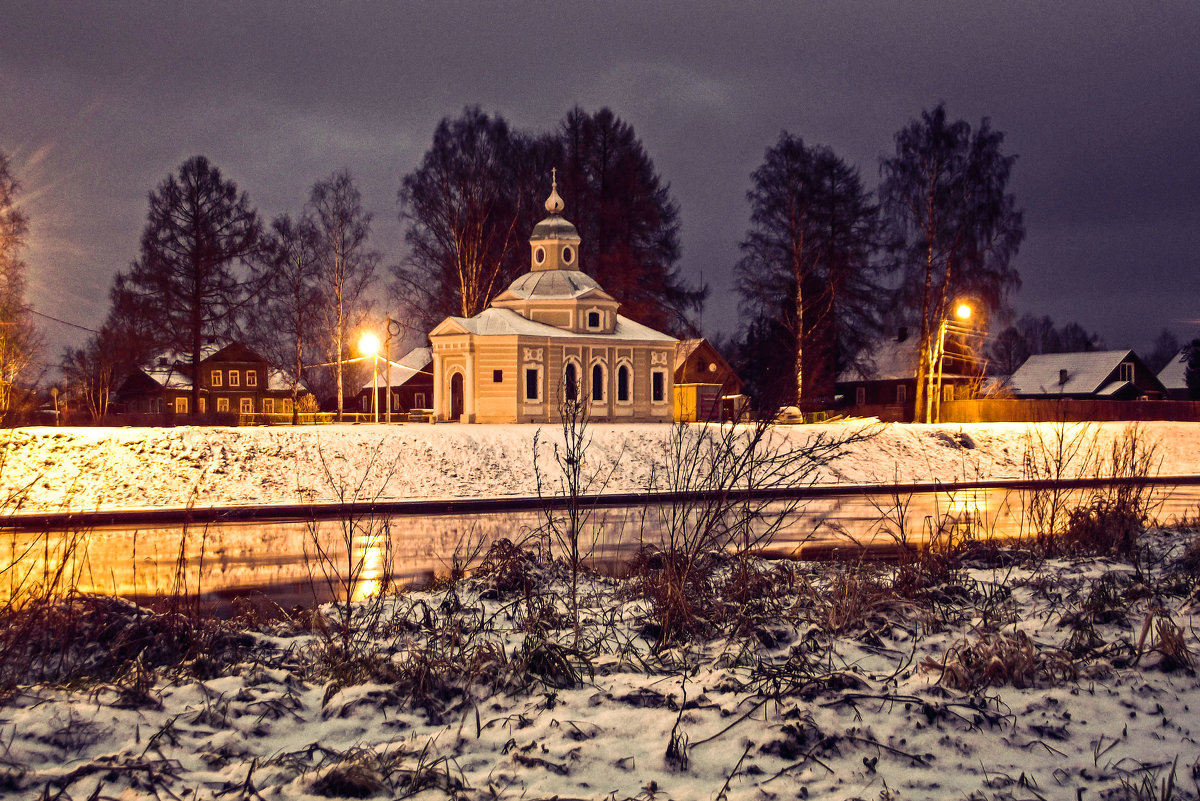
926;302;976;424
359;332;380;423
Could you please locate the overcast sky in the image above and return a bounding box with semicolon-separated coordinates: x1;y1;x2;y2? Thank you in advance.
3;1;1198;363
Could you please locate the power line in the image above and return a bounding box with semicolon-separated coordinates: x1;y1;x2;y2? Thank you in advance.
20;305;99;334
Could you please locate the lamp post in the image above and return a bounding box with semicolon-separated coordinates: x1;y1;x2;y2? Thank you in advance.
926;302;974;424
359;332;381;423
385;315;403;424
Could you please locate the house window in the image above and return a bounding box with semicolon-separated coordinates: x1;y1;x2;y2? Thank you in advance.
240;397;253;414
651;370;666;403
617;364;631;402
282;398;292;413
895;385;906;403
591;362;606;402
229;370;240;387
525;368;540;401
943;384;954;402
587;311;601;329
1120;362;1134;382
176;396;188;414
855;386;866;405
199;398;205;414
217;397;229;413
211;370;222;387
493;369;503;383
415;392;427;408
263;398;273;414
564;361;579;402
246;371;257;387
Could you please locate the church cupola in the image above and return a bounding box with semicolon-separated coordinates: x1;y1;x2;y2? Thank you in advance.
529;168;582;272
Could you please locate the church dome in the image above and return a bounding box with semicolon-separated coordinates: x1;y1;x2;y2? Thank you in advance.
529;215;581;242
504;269;602;299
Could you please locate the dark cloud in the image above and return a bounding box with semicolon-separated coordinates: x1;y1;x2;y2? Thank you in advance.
3;1;1198;363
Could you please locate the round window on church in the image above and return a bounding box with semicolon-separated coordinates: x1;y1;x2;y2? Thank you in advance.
534;246;546;265
562;246;574;264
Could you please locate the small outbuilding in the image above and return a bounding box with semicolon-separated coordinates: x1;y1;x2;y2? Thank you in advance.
355;347;434;418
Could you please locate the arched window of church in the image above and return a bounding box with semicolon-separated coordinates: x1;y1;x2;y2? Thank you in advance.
564;362;579;402
591;363;605;402
617;364;631;402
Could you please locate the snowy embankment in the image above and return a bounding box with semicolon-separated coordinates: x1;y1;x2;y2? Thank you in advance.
4;420;1200;513
5;529;1200;800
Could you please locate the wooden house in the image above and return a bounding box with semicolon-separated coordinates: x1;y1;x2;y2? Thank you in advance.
116;342;305;420
1009;349;1167;400
355;346;434;417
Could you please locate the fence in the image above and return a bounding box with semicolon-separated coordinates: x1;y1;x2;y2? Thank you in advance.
938;399;1200;423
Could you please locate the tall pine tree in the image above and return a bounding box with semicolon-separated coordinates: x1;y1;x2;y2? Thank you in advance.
119;156;262;416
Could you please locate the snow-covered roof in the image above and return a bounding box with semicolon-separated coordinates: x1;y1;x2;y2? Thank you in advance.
143;366;192;390
439;307;675;343
499;269;609;301
1008;349;1136;395
1157;349;1188;391
359;347;432;391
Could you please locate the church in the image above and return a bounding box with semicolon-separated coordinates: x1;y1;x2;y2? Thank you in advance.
428;175;677;423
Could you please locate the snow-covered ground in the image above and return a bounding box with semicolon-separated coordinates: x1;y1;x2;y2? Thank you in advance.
5;528;1200;800
4;420;1200;513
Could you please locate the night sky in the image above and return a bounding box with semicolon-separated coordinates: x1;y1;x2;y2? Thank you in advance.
3;2;1198;364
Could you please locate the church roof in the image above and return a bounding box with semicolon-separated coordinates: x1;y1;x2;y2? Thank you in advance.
500;269;609;300
529;215;581;242
437;307;675;342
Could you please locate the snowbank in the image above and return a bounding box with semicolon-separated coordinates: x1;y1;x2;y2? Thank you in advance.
3;420;1199;513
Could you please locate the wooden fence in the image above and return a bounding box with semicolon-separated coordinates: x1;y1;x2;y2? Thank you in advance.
939;399;1200;423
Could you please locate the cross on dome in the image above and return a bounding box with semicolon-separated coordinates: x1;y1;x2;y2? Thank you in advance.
544;167;564;214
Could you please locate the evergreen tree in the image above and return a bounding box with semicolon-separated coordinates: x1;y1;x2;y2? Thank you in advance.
118;155;262;416
558;107;706;335
1186;339;1200;400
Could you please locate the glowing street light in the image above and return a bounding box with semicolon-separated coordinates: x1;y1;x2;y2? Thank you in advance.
359;332;380;422
926;301;977;424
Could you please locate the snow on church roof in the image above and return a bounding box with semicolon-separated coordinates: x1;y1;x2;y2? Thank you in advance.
501;269;608;300
443;307;675;342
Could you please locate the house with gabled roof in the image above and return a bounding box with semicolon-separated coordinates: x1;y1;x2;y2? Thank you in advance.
427;175;677;423
116;342;307;419
1009;349;1166;400
1156;348;1192;400
835;327;979;419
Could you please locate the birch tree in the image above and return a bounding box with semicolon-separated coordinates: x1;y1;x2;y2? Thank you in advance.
735;134;881;409
0;151;39;422
880;104;1024;421
310;171;379;420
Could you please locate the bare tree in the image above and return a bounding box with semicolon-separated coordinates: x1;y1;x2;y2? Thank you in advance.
736;133;882;409
249;213;322;424
392;107;537;331
0;152;40;423
880;104;1024;421
309;171;379;420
